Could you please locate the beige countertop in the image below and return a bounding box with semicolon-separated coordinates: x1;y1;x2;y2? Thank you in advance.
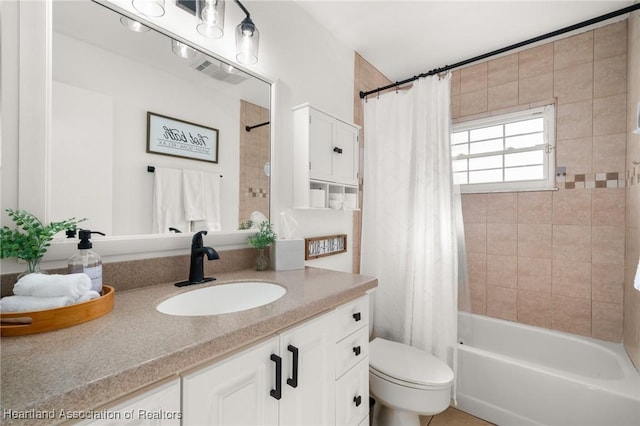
1;267;377;425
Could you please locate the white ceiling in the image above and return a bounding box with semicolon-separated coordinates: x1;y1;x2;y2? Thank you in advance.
295;0;635;82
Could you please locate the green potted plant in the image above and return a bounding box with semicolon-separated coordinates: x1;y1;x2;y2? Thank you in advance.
0;209;86;276
247;221;277;271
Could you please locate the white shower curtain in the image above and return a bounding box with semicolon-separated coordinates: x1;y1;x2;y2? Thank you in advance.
361;74;460;396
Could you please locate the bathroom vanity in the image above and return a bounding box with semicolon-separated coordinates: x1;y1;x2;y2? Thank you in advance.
0;267;376;426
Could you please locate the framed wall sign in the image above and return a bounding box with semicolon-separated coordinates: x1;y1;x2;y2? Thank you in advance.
146;112;219;163
305;234;347;260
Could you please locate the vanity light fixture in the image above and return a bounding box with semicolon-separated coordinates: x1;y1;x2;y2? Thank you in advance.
196;0;225;39
119;16;150;32
233;0;259;64
171;39;197;59
131;0;166;18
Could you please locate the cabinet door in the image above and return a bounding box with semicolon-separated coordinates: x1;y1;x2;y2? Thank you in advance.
308;108;335;182
336;359;369;426
182;336;280;426
79;378;181;426
333;121;358;186
279;312;336;426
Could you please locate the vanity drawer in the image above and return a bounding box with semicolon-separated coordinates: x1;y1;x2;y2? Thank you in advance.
335;326;369;379
336;357;369;426
334;294;369;342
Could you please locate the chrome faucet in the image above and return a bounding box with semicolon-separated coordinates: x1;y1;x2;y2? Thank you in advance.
175;230;220;287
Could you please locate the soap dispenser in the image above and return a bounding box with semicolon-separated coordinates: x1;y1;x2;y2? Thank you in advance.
68;230;106;294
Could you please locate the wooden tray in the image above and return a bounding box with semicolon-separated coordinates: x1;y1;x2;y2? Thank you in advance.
0;285;114;337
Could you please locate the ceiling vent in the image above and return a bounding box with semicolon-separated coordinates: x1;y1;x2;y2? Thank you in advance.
189;55;249;85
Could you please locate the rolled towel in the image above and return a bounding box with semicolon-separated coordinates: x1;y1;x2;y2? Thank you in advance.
13;273;91;299
0;295;75;312
76;291;101;303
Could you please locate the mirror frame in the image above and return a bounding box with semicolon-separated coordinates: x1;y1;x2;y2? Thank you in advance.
10;0;275;273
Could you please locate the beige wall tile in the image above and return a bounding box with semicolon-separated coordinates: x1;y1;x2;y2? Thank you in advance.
592;188;625;226
517;256;552;293
593;133;626;172
517;191;552;224
488;81;519;111
467;252;487;285
460;89;488;116
594;20;627;60
486;192;517;223
465;222;487;254
487;254;518;288
552;224;592;262
519;44;554;79
556;100;593;140
592;263;624;303
554;62;593;104
487;286;517;321
594;55;627;98
554;32;594;70
555;137;593;175
518;72;553;104
552;259;592;299
487;223;518;255
518;224;552;258
518;290;552;328
488;53;518;86
552;295;592;336
552;189;592;225
462;193;487;222
592;225;625;265
592;301;623;342
593;93;627;136
460;63;488;93
470;282;487;314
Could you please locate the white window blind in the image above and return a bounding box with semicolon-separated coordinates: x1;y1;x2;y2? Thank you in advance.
452;105;556;193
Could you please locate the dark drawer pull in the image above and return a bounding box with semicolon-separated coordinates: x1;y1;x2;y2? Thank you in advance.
353;395;362;407
287;344;299;388
270;354;282;400
333;147;343;154
353;346;361;356
352;312;361;322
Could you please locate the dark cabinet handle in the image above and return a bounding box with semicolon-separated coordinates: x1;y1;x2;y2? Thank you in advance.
287;345;299;388
353;395;362;407
353;312;361;322
353;346;361;356
333;147;343;154
270;354;282;400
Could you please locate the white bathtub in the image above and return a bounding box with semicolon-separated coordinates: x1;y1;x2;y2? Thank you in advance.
456;313;640;426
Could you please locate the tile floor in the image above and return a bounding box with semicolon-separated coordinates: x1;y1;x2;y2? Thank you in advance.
419;407;495;426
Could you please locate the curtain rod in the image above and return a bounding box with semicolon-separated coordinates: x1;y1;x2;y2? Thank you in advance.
245;121;270;132
360;3;640;99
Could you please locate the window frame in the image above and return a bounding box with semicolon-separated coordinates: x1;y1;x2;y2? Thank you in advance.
452;104;556;194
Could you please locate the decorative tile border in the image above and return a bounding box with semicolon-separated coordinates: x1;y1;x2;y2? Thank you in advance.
556;167;626;189
248;187;269;198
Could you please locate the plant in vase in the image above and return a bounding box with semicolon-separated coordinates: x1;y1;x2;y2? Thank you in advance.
0;209;86;276
247;221;277;271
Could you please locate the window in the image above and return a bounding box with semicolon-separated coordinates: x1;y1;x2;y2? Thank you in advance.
451;105;555;193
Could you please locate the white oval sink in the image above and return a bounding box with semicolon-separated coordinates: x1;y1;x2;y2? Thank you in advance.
157;281;286;316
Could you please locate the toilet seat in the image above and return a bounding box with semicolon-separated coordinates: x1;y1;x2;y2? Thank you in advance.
369;338;454;390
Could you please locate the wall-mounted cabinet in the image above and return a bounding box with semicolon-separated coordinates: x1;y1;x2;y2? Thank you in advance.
293;104;360;210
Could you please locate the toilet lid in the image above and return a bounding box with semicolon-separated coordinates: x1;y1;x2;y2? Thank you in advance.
369;338;454;387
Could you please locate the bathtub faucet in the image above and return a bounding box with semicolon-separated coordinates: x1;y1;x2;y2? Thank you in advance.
175;230;220;287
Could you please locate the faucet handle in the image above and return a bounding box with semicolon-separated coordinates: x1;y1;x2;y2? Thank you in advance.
192;230;208;247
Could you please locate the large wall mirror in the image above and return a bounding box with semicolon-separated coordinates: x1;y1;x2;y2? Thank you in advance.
51;0;271;238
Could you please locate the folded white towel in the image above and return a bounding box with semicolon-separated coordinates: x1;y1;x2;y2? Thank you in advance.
77;291;101;303
0;295;75;312
634;257;640;292
183;169;206;221
192;172;222;232
13;273;92;299
152;167;189;234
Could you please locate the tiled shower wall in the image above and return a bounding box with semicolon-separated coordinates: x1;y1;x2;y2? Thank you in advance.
239;100;270;226
455;21;628;342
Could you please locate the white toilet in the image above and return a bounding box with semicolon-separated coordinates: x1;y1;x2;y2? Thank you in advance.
369;337;454;426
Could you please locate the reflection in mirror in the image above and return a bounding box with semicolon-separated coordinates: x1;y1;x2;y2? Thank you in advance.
51;0;270;237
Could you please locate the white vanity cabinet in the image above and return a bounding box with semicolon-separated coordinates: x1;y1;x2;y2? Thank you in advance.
181;310;336;426
293;104;360;210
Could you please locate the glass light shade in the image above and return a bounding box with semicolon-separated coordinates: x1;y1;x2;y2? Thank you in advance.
119;16;150;32
171;40;197;59
235;17;259;65
197;0;225;39
132;0;165;17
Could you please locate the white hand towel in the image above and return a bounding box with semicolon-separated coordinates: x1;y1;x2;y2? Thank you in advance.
77;290;101;303
0;295;75;312
13;273;91;299
634;256;640;292
192;172;222;232
152;167;189;234
183;169;206;221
